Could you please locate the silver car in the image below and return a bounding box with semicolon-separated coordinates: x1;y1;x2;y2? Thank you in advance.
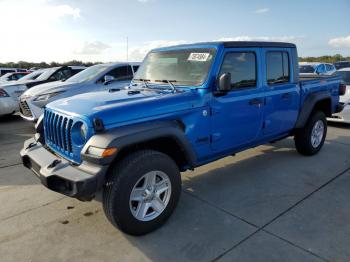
19;62;140;121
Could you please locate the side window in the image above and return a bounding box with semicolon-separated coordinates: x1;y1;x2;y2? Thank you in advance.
133;66;139;74
62;69;74;79
105;65;133;81
219;52;257;89
266;51;290;85
325;64;334;72
71;68;84;75
51;69;68;81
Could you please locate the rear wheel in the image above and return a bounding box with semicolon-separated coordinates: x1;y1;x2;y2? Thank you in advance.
103;150;181;235
294;111;327;156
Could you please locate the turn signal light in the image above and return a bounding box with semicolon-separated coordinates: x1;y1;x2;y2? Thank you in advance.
87;146;117;158
102;147;118;157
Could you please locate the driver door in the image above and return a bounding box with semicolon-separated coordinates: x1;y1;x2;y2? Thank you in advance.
210;48;264;153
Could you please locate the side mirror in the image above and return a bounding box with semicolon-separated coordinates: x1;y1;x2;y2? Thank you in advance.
104;75;115;85
218;73;231;92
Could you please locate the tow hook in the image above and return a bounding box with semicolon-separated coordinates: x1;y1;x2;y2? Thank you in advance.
26;142;37;150
47;159;61;169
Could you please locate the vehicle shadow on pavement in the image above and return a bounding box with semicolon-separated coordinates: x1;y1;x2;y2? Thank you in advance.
120;136;350;262
328;122;350;129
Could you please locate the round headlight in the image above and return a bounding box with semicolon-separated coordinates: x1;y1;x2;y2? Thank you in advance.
80;123;88;140
71;122;88;145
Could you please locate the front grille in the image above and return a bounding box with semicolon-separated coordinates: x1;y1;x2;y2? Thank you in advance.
44;110;73;156
19;100;33;118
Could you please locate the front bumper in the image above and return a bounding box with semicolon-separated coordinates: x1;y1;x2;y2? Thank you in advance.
20;138;108;199
19;99;43;121
0;97;18;115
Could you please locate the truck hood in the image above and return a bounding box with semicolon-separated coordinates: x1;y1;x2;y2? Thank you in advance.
47;88;203;127
23;80;80;97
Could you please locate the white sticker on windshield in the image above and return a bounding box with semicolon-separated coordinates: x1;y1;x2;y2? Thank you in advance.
188;53;210;61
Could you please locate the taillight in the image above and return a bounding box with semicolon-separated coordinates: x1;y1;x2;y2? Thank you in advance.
339;83;346;96
0;89;9;97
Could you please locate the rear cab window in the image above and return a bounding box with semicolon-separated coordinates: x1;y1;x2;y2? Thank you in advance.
266;51;290;85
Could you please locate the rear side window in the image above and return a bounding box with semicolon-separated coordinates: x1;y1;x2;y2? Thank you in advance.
266;51;290;85
219;52;257;89
325;64;334;71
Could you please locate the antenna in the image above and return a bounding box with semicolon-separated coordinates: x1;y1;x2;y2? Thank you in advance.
126;36;129;62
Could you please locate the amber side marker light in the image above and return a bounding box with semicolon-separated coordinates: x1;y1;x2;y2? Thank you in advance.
88;146;117;157
102;147;118;157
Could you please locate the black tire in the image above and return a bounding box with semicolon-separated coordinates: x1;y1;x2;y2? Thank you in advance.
294;111;327;156
103;150;181;235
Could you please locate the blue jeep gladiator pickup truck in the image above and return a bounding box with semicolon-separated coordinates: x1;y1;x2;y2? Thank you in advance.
20;41;345;235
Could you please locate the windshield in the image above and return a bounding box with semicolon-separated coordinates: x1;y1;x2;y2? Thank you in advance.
338;71;350;85
35;68;59;81
19;70;44;81
66;64;108;83
299;65;316;73
134;48;216;86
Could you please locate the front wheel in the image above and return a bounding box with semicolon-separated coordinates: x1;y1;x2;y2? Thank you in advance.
103;150;181;235
294;111;327;156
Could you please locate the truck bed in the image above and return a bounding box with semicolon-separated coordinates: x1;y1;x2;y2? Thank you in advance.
299;74;341;112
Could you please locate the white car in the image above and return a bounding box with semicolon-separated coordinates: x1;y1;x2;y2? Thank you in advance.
299;62;336;76
328;68;350;123
0;70;44;116
19;62;140;121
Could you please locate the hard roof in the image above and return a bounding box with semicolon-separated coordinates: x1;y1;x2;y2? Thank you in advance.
220;41;296;48
155;41;296;51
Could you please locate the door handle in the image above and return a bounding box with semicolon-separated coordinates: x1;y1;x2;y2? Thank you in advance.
249;98;263;106
281;92;292;99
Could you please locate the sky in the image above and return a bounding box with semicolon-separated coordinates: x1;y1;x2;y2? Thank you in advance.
0;0;349;63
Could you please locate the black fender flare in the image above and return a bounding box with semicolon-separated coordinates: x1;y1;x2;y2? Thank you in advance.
295;90;331;128
81;121;197;168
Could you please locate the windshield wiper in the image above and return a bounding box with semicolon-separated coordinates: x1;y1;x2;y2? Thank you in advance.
155;79;177;92
133;78;150;88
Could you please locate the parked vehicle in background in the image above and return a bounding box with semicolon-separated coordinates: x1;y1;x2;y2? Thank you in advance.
0;68;17;76
328;68;350;123
19;62;140;121
0;68;30;76
0;70;45;116
0;72;29;84
334;61;350;70
21;41;343;235
299;62;336;76
0;66;84;116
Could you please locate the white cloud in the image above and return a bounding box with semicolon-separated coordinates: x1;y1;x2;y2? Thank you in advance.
75;41;111;55
255;8;270;14
0;0;82;62
328;36;350;48
216;36;302;42
138;0;151;3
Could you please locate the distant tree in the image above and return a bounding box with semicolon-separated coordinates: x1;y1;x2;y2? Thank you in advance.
299;54;350;63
